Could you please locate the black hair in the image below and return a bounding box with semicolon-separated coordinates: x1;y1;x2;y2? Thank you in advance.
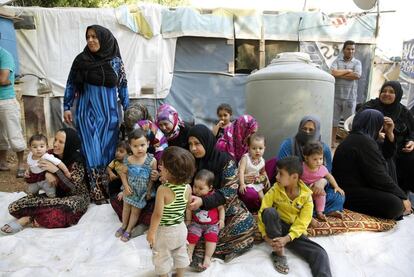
247;133;265;146
303;142;323;157
343;40;355;50
217;103;233;116
29;134;48;146
117;140;130;152
194;169;215;188
277;156;303;176
160;146;196;184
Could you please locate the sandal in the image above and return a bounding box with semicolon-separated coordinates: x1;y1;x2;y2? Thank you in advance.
189;260;207;272
115;227;125;238
271;253;289;274
0;220;24;235
120;231;131;242
0;163;10;171
16;168;25;178
95;199;109;205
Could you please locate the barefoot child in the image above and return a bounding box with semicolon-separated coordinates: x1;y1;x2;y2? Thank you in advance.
147;146;196;277
186;169;225;269
238;134;269;205
302;142;345;224
258;156;332;276
107;141;129;200
116;129;157;242
26;134;71;197
212;103;233;139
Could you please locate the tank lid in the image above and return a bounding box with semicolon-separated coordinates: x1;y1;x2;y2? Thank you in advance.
247;52;334;83
270;52;313;64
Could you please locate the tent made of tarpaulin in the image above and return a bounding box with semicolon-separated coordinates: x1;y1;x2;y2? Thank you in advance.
5;4;377;137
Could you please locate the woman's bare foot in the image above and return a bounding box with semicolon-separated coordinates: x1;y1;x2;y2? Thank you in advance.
327;210;344;219
316;212;327;222
202;256;212;269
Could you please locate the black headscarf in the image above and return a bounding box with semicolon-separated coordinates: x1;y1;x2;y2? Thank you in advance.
363;81;404;120
351;109;384;141
70;25;121;90
187;124;233;188
57;127;84;166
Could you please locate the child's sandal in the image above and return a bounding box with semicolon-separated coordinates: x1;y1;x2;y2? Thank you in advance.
120;231;131;242
115;227;125;238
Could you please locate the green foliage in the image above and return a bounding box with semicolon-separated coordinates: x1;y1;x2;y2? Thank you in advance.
13;0;188;8
13;0;102;7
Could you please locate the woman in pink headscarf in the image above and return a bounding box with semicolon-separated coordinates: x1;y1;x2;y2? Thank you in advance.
216;115;263;212
216;114;259;162
155;104;191;149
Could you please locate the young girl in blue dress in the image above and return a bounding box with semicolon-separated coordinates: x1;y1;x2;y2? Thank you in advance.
116;129;157;242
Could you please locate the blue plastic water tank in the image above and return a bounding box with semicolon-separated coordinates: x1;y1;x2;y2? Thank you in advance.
0;17;19;75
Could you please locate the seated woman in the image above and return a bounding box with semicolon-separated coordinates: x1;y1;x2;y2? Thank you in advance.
187;124;255;270
216;114;258;163
156;104;191;149
277;115;344;217
332;109;412;219
1;128;89;234
359;81;414;193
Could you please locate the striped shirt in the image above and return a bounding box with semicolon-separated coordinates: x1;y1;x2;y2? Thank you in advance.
159;183;189;226
330;55;362;101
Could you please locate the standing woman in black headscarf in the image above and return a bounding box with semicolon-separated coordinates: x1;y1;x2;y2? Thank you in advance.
359;81;414;193
332;109;412;219
63;25;129;203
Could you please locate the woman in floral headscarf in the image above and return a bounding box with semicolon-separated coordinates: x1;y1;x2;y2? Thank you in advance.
216;114;259;162
156;104;191;149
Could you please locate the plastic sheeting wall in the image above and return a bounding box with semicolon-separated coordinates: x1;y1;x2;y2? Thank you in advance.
163;36;247;126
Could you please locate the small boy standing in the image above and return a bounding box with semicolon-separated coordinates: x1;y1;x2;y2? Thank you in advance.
258;156;332;276
147;146;196;277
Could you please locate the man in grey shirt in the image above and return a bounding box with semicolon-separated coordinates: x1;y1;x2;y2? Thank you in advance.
330;40;362;147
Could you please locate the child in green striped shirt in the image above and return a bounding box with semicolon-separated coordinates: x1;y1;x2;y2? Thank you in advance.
147;146;196;277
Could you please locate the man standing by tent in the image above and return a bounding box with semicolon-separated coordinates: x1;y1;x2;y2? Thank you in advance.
0;46;26;177
330;40;362;148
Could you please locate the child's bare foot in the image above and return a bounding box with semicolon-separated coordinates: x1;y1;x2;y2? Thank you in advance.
327;210;344;219
316;212;327;222
202;256;212;269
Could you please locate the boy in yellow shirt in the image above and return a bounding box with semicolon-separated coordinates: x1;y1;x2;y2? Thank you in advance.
258;156;332;276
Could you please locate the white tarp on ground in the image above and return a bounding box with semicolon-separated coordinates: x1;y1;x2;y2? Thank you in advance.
7;5;177;99
1;192;414;276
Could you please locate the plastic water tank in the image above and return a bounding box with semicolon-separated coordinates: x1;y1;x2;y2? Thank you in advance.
246;52;335;159
0;17;19;75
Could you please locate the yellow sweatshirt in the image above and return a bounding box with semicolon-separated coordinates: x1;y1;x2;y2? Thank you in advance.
258;180;313;240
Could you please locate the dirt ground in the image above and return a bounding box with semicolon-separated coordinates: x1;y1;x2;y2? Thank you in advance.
0;151;26;193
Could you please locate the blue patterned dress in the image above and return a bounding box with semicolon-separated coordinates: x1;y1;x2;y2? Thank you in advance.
64;57;129;201
124;154;154;209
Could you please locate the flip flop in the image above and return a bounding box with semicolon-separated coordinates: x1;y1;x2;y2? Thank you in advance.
271;253;289;274
120;231;131;242
16;168;25;178
0;164;10;171
115;227;125;238
189;260;206;272
0;220;24;235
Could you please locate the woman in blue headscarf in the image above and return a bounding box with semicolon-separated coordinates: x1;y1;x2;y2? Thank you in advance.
63;25;129;203
277;115;344;217
332;109;412;219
